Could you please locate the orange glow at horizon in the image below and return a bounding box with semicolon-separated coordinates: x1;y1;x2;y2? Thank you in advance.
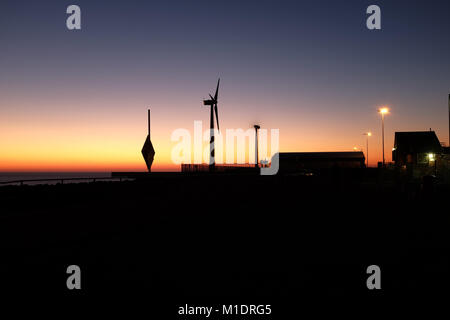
1;1;450;173
1;96;447;171
0;116;393;171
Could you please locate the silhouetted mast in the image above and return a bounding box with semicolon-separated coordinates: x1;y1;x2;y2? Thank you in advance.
141;108;155;172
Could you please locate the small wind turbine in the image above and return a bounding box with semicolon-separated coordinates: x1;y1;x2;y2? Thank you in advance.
203;79;220;171
254;125;260;168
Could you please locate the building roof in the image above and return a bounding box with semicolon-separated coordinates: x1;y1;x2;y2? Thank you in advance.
394;131;442;154
280;152;365;160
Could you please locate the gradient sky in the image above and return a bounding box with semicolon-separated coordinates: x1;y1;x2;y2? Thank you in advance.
1;0;450;171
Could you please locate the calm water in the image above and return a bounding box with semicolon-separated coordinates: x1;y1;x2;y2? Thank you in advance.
0;172;112;185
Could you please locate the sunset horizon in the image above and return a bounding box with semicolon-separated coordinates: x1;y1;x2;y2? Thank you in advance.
1;0;450;308
2;1;449;172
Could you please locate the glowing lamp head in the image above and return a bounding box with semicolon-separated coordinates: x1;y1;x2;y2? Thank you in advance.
428;153;435;161
379;107;389;115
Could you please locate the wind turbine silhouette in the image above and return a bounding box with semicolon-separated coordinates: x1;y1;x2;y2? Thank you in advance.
203;79;220;171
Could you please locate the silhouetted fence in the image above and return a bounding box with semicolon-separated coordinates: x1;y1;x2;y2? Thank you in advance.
181;163;258;173
0;176;132;187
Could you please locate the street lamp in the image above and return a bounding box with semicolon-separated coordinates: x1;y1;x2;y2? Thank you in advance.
363;132;372;167
378;107;389;167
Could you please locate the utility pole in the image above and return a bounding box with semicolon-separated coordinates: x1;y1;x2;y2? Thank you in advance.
148;109;151;139
379;108;389;167
363;132;372;168
382;112;385;166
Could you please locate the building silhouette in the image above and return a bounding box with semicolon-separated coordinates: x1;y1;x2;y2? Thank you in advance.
392;131;441;167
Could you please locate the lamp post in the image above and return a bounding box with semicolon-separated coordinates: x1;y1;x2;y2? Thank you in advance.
378;107;389;167
363;132;372;167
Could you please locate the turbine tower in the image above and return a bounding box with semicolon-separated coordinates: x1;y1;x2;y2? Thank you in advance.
203;79;220;171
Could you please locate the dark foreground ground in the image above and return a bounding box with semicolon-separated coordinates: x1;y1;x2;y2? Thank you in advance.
0;172;449;314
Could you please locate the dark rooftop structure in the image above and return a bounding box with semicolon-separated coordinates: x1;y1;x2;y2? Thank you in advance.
279;152;366;172
392;131;442;166
179;152;366;175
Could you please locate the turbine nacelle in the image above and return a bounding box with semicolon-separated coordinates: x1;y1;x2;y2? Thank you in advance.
203;99;216;106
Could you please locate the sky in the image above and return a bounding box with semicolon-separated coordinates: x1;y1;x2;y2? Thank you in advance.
1;0;450;171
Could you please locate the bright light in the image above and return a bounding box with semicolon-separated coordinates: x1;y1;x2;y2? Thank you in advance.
428;153;435;161
368;132;372;137
379;107;389;114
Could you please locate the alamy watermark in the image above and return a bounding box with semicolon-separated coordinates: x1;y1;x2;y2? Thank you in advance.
66;265;81;290
366;265;381;290
65;4;381;31
366;5;381;30
170;121;279;175
66;5;81;30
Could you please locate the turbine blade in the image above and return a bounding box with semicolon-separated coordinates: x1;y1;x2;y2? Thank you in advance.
214;78;220;101
214;104;219;131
